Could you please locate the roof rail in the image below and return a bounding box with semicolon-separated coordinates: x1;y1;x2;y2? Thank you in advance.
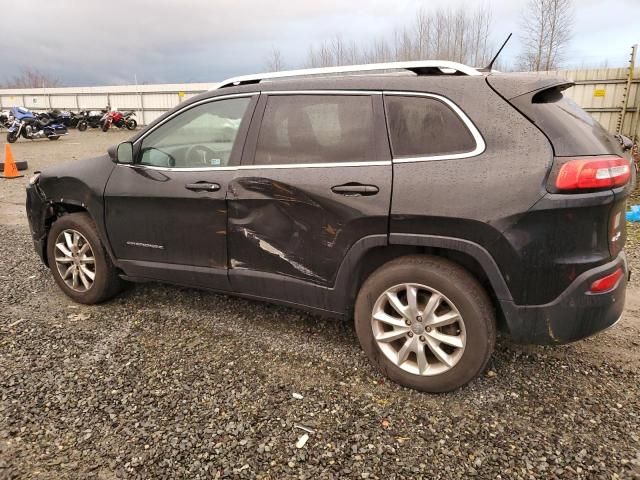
216;60;481;89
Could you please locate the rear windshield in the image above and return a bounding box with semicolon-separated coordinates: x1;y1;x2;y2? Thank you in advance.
511;87;620;157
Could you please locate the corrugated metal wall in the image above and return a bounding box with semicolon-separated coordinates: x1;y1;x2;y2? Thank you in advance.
1;68;639;139
0;83;216;125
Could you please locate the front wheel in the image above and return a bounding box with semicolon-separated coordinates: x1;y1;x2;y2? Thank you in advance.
126;119;137;130
7;132;18;143
101;121;110;132
48;136;60;141
47;213;124;304
77;120;88;132
354;255;496;393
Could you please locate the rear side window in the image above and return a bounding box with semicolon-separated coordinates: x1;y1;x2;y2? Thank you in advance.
254;95;376;165
384;95;477;158
511;87;620;156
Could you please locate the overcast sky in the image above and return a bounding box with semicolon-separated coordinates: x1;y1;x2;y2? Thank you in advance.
3;0;639;86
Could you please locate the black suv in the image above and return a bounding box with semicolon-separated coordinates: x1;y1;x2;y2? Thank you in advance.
26;61;633;392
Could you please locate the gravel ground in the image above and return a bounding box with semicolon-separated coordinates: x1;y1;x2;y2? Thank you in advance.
1;131;640;479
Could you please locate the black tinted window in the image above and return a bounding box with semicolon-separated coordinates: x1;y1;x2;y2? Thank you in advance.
254;95;376;165
385;95;476;158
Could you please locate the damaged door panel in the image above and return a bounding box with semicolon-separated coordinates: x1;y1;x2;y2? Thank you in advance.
227;92;391;291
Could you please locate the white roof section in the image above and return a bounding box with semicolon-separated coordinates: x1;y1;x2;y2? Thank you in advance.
216;61;481;89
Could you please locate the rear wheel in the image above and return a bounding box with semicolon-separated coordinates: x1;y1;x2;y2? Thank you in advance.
354;255;495;392
48;135;60;141
47;213;123;304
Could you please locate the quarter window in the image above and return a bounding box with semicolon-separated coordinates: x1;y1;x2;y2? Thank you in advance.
139;96;252;168
254;95;376;165
384;95;477;158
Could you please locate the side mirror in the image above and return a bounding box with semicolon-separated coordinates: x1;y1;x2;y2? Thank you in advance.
114;141;134;164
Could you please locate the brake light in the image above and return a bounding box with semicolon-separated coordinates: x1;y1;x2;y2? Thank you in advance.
555;156;630;191
589;268;623;293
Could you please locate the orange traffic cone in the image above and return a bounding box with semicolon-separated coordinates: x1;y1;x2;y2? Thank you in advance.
1;144;24;179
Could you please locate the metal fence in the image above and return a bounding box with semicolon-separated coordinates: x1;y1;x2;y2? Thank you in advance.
1;67;639;140
0;83;217;125
542;66;640;141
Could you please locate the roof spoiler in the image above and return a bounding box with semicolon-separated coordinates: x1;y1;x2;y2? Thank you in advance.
487;74;574;101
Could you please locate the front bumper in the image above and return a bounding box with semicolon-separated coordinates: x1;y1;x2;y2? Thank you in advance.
25;183;50;264
501;251;628;344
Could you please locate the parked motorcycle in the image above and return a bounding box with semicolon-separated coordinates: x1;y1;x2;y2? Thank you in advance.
0;111;11;129
48;109;88;131
6;106;67;143
100;110;137;131
84;109;107;129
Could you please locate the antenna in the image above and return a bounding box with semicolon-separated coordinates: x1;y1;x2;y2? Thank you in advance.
480;33;513;72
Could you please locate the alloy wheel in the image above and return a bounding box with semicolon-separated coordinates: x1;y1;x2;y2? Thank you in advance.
371;283;466;376
54;229;96;292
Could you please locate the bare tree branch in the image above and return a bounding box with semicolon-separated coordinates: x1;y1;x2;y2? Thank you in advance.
3;68;63;88
266;4;495;71
518;0;573;71
265;47;285;72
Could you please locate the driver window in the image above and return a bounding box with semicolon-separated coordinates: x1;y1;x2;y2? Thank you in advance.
139;96;252;168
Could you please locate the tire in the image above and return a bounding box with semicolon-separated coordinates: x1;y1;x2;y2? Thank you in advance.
126;119;137;130
354;255;496;393
7;132;18;143
101;121;110;132
77;120;88;132
48;136;60;141
0;160;28;171
47;213;123;304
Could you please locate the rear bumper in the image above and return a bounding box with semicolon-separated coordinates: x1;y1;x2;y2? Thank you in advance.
502;251;627;344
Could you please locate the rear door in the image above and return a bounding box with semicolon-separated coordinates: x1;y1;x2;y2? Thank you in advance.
104;94;257;289
227;91;391;306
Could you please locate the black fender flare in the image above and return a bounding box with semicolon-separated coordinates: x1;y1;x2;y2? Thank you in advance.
388;233;513;302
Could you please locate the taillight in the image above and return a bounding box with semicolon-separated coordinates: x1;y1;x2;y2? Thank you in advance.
555;156;631;191
589;268;623;293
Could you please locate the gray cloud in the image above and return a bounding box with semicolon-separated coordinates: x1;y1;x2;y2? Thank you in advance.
2;0;639;86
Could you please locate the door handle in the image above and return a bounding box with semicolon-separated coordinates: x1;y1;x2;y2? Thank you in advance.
331;183;379;196
185;182;221;192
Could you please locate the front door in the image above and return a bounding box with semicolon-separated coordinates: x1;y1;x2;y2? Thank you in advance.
104;94;258;289
227;92;392;308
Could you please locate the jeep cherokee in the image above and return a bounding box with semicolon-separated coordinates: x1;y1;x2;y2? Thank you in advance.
25;61;634;392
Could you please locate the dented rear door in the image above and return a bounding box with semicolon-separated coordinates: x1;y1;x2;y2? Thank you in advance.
227;91;391;292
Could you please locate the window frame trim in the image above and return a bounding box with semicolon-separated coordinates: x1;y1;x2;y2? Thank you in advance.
124;92;258;171
121;89;484;172
383;91;486;163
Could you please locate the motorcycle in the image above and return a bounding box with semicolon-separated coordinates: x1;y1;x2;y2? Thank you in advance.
101;110;137;131
0;111;11;129
6;106;67;143
48;109;88;131
84;109;107;129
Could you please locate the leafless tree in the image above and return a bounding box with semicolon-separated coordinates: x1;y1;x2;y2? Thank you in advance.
3;68;63;88
518;0;573;71
274;4;495;70
265;47;285;72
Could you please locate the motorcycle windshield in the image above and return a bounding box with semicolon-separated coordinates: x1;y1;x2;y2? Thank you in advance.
10;106;34;120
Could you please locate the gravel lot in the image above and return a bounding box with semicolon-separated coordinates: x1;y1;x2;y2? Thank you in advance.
1;131;639;479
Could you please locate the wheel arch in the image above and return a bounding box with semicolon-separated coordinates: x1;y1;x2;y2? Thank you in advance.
41;202;118;267
335;234;513;329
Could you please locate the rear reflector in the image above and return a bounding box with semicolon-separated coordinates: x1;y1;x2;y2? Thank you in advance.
589;268;623;293
555;156;631;191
